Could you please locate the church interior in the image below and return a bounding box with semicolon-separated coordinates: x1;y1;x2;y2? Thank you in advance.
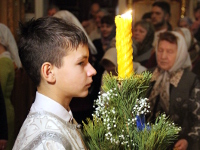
1;0;200;149
0;0;198;41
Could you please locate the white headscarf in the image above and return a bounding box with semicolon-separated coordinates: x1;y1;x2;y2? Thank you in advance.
149;31;192;113
100;47;117;68
100;47;147;75
167;31;192;72
53;10;97;55
0;23;22;68
179;27;192;49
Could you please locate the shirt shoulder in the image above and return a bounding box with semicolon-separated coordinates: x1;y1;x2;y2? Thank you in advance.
13;111;87;150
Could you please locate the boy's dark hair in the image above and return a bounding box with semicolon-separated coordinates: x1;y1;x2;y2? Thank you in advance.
152;1;171;16
18;16;88;87
158;32;177;45
101;15;114;25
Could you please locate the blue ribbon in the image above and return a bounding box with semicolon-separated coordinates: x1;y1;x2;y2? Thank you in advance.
136;114;150;131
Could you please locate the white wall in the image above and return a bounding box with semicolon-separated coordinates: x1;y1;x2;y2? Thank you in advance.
35;0;44;18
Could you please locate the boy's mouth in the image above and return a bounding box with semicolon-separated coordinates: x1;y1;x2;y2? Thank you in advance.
86;82;92;87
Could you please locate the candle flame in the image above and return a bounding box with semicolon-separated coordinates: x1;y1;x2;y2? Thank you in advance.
121;10;132;18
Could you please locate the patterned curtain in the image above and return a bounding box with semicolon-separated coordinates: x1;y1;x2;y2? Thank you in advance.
0;0;25;42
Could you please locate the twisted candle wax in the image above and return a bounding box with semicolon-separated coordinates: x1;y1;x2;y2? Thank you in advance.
115;11;134;79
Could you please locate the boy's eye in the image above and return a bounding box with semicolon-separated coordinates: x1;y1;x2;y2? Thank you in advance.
78;62;84;66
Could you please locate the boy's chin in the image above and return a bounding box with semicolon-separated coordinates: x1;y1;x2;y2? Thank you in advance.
76;91;89;98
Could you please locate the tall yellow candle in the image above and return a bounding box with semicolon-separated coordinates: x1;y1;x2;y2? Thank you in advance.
115;11;134;79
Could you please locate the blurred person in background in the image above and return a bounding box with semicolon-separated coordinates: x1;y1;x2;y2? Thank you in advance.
47;4;59;16
151;1;172;47
82;2;100;35
148;31;200;150
0;23;21;150
191;6;200;42
142;12;152;22
89;9;110;41
132;20;155;68
0;84;8;150
174;27;200;70
178;17;193;29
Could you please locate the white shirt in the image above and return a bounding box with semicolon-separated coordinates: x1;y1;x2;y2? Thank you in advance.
31;92;73;122
13;92;87;150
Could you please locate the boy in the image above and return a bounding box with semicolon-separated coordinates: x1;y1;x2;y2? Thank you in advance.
13;17;96;149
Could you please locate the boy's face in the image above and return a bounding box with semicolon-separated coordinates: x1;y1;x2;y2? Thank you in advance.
54;45;96;98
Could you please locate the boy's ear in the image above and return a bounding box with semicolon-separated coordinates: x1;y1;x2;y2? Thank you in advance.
41;62;56;83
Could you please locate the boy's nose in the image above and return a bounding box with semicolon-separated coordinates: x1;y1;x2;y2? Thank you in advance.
87;63;97;76
91;66;97;76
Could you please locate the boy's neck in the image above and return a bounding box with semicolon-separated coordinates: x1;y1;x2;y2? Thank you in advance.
37;87;72;111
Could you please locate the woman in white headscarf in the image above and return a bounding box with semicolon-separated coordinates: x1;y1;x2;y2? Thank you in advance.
148;31;200;150
0;23;21;150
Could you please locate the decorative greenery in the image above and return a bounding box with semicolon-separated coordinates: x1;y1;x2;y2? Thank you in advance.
83;72;181;150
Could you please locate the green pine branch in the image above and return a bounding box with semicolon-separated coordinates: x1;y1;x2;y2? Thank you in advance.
83;71;181;150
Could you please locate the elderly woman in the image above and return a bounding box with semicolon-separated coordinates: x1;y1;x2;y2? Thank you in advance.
0;23;21;150
148;31;200;150
133;20;155;68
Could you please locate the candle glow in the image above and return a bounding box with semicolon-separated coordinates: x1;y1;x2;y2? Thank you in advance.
115;10;134;79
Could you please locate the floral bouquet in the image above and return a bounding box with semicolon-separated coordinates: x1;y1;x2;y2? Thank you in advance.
83;72;181;150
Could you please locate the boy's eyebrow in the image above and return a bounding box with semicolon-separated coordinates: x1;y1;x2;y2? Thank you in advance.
76;55;88;61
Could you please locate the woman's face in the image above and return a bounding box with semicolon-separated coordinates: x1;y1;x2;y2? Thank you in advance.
100;23;114;38
133;25;147;43
157;40;177;71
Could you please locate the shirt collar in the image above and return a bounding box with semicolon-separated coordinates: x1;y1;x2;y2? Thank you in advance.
31;92;73;122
